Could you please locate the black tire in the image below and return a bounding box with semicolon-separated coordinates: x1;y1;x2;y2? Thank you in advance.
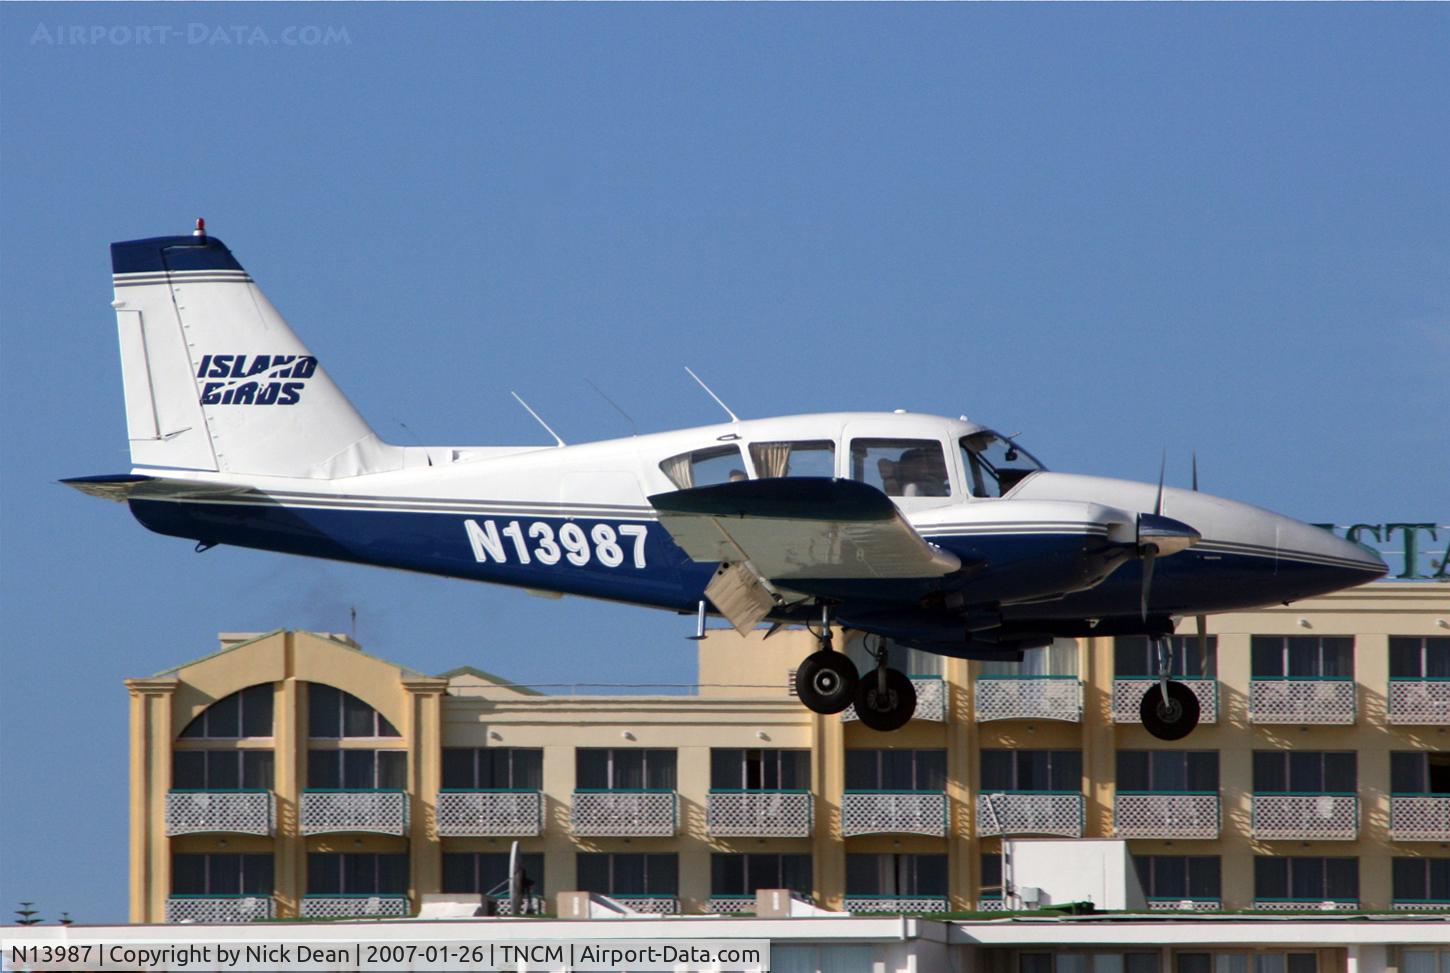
853;667;918;732
1140;681;1201;740
796;651;859;715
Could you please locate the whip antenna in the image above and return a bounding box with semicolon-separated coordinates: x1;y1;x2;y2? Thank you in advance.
685;367;739;422
509;391;566;447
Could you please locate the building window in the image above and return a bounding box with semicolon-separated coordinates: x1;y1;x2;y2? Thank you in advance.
1133;855;1221;900
1252;751;1356;793
1404;952;1450;973
1254;856;1358;902
442;748;542;790
980;853;1002;898
442;852;545;897
1393;857;1450;903
981;749;1081;792
173;750;274;790
576;749;676;790
172;853;272;895
850;439;951;498
307;853;408;895
710;853;812;897
308;749;406;789
307;684;399;739
179;685;274;738
1250;636;1353;678
576;853;677;896
659;446;748;489
710;749;810;790
1392;752;1450;794
1390;637;1450;678
1050;957;1162;973
1179;956;1315;973
979;638;1080;677
1114;636;1217;677
1117;751;1218;792
845;749;947;791
845;853;947;896
749;441;835;479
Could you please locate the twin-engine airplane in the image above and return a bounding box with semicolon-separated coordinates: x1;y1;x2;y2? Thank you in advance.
66;224;1388;737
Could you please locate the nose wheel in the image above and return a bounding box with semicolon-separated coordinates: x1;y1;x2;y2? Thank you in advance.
1140;636;1201;740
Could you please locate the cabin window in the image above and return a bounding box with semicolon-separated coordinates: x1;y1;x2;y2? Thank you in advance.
960;431;1044;497
748;440;835;478
659;446;748;490
849;439;950;497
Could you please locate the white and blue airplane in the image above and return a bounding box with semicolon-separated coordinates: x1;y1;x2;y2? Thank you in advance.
66;223;1387;736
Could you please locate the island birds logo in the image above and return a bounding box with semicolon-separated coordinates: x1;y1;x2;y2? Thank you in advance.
196;354;318;406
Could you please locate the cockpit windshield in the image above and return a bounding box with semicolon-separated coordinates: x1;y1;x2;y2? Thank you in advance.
960;431;1045;498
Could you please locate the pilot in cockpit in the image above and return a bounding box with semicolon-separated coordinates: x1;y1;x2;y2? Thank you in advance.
897;448;949;497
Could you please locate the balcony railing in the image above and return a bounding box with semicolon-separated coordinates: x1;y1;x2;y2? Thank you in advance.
975;675;1082;723
299;789;409;836
977;896;1008;913
570;790;677;837
610;896;678;914
1251;793;1359;840
843;676;947;722
436;790;543;836
300;895;410;918
1112;678;1219;724
977;791;1085;837
840;791;948;837
166;895;273;923
1393;899;1450;912
1147;898;1222;912
844;895;949;914
705;895;757;915
1389;679;1450;725
166;790;274;836
1249;678;1356;724
707;790;812;837
1390;794;1450;841
1252;899;1358;912
1113;792;1219;839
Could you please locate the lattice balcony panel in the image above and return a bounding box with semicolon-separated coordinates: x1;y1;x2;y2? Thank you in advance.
300;896;410;919
166;791;273;836
613;897;678;914
1112;679;1218;724
977;793;1084;837
843;677;946;723
1389;681;1450;725
1390;796;1450;841
570;791;677;837
705;897;757;915
1114;794;1219;839
1252;795;1359;840
844;896;949;914
1252;900;1358;912
707;791;812;837
436;791;543;837
166;896;272;923
300;791;409;836
840;792;948;837
1250;680;1356;724
977;897;1008;912
1392;902;1450;912
975;678;1082;723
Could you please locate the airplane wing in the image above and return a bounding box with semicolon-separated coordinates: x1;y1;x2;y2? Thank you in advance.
60;473;261;503
649;478;962;633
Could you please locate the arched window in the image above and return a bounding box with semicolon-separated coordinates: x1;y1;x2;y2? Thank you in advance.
179;684;274;739
307;684;400;739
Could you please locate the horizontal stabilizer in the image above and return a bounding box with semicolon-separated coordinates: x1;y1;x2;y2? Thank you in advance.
61;473;258;503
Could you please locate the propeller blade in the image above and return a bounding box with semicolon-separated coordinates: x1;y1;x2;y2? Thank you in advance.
1140;545;1158;622
1191;451;1199;493
1155;452;1166;517
1196;613;1209;669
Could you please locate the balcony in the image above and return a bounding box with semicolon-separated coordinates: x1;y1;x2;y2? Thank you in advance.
1112;679;1219;724
166;895;273;923
977;792;1084;837
1147;898;1222;912
435;790;543;837
975;675;1082;723
299;790;409;836
705;895;757;914
166;790;273;836
1388;679;1450;724
1393;900;1450;912
840;791;948;837
707;790;812;837
844;895;949;914
1252;899;1358;912
300;895;409;918
843;676;946;722
610;896;678;914
1251;794;1359;840
1390;794;1450;841
570;790;677;837
977;896;1008;912
1113;792;1219;839
1249;678;1356;724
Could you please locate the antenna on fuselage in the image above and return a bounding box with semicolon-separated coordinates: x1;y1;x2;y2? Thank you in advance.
584;378;637;436
509;391;566;447
684;367;739;422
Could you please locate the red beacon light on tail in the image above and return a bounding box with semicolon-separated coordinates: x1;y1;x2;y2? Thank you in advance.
192;217;206;238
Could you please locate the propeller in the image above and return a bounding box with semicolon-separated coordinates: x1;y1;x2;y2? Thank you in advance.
1136;453;1201;621
1191;450;1209;661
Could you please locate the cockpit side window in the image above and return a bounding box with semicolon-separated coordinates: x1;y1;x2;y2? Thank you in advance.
960;432;1044;498
659;445;748;490
749;440;836;479
849;439;950;498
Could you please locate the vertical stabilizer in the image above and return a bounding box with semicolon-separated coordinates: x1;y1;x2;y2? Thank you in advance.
109;228;401;478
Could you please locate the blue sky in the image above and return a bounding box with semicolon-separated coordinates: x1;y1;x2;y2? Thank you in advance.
2;3;1446;922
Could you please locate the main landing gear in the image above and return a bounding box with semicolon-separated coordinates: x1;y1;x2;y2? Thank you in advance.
1140;636;1200;740
794;611;917;732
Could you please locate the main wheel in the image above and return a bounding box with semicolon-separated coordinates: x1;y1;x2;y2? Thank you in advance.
853;667;918;732
795;650;859;715
1140;681;1201;740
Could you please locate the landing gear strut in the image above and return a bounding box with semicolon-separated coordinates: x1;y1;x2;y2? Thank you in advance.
1140;636;1200;740
852;636;917;732
795;605;858;715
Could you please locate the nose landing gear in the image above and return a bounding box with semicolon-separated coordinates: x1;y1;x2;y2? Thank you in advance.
1140;636;1200;740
